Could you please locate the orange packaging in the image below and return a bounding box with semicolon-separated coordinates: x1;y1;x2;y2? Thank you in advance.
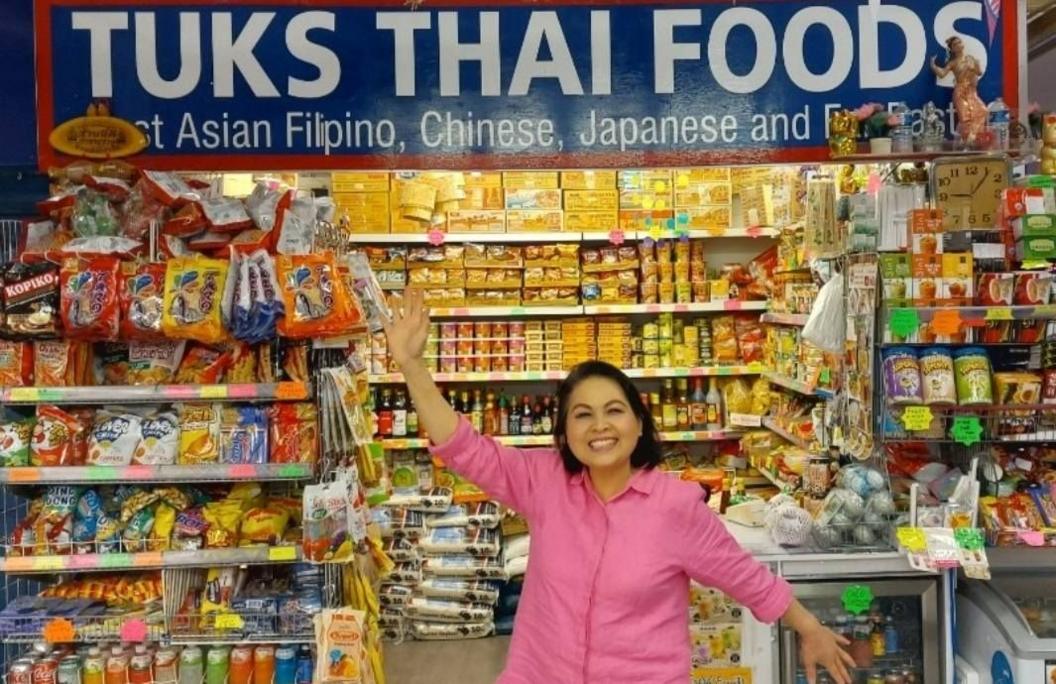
910;208;944;233
252;647;275;684
0;340;32;385
60;256;121;341
911;254;942;277
276;253;361;338
229;647;253;684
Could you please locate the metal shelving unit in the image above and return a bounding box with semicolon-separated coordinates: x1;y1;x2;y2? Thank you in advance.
369;364;765;384
0;546;304;574
0;463;313;485
0;381;311;405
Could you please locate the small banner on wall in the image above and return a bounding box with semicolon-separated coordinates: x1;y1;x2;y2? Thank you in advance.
35;0;1019;170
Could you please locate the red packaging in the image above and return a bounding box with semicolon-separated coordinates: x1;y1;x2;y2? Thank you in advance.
0;340;33;385
31;658;57;684
8;660;33;684
31;405;85;467
1013;272;1053;305
976;273;1014;305
120;263;166;340
162;203;206;237
59;256;120;341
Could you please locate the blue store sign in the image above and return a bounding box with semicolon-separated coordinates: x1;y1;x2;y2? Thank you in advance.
34;0;1022;170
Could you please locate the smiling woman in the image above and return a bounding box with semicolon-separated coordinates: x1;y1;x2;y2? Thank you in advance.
381;289;856;684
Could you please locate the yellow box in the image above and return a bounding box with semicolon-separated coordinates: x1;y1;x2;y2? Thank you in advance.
941;252;974;278
463;172;504;189
620;190;672;211
563;190;619;212
502;172;560;190
680;206;732;230
506;210;563;232
462;186;505;210
505;189;562;211
561;171;617;190
618;169;673;191
619;210;674;231
674;183;732;207
564;211;617;232
342;213;391;234
674;168;732;185
331;171;391;193
334;191;389;214
446;210;506;233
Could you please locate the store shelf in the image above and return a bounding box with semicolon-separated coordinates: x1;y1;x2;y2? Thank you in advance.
762;372;835;399
986;546;1056;570
169;613;314;646
0;463;314;485
346;232;583;243
582;301;768;315
659;430;743;442
369;365;765;384
760;312;811;326
0;382;311;405
886;305;1056;324
762;417;814;451
580;228;779;240
0;615;166;643
382;429;742;449
754;466;795;491
427;305;583;318
0;546;303;574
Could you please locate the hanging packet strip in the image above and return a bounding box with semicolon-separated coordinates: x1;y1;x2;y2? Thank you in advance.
60;256;121;341
276;253;359;338
120;263;166;340
161;256;229;344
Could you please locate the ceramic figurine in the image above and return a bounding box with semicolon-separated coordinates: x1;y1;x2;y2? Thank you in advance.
930;36;987;144
918;101;946;152
828;110;859;158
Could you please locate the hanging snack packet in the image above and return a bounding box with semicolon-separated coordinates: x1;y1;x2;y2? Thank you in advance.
245;183;282;232
161;256;229;344
93;342;129;385
123;506;156;553
60;256;121;340
219;406;268;464
275;194;316;255
314;609;365;684
0;410;34;467
177;403;221;464
0;340;33;385
343;253;390;334
134;412;180;465
127;340;185;385
87;411;144;466
34;340;74;386
174;344;229;385
1;262;60;338
269;403;318;464
121;263;166;340
71;188;120;237
276;253;358;338
122;179;169;239
140;170;198;207
31;405;85;467
199;197;253;233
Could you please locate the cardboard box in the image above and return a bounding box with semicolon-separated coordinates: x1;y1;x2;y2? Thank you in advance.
331;171;391;193
502;172;559;190
1012;214;1056;240
620;190;672;211
462;186;505;210
680;206;732;230
674;183;732;207
618;169;673;191
336;192;391;232
1017;233;1056;260
941;277;973;304
910;208;945;234
563;190;619;212
676;168;732;185
878;253;911;278
911;232;943;255
463;172;504;189
565;211;618;232
941;252;974;278
446;210;506;233
912;277;941;305
911;255;942;277
506;210;563;232
561;170;617;190
505;189;562;211
883;278;912;306
619;210;674;232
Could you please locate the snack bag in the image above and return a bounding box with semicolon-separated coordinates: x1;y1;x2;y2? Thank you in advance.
177;403;221;464
269;403;318;464
0;410;34;467
219;406;268;464
240;506;290;544
174;344;229;384
134;412;180;465
60;256;121;340
161;256;229;344
31;405;85;467
0;340;33;385
71;188;119;237
1;262;60;338
87;411;144;466
314;609;365;684
122;179;169;239
276;253;359;338
127;340;185;385
34;340;74;386
199;197;253;233
120;263;166;340
93;342;129;385
275;194;316;255
140;170;198;208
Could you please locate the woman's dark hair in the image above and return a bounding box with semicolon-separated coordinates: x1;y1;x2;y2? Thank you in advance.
553;360;662;474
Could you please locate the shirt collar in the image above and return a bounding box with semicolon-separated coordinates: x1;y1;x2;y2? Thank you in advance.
571;467;659;497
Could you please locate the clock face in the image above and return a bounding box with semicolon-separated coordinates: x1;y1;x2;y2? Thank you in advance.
931;156;1010;230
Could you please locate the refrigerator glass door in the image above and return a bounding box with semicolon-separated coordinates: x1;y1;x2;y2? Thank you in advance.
779;578;940;684
990;574;1056;639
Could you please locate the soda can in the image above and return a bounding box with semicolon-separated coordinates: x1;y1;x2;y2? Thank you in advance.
57;656;81;684
32;657;59;684
9;659;35;684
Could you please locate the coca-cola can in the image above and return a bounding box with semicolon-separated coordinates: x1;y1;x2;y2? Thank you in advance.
9;659;35;684
32;657;58;684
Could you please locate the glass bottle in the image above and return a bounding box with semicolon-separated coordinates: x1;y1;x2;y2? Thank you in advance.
675;378;690;429
541;396;553;434
705;378;723;431
483;390;497;436
650;391;662;425
498;394;510;436
406;398;419;438
520;396;533;435
470;390;484;433
378;389;393;438
690;378;708;430
508;395;520;435
392;389;407;438
532;399;544;435
661;379;677;429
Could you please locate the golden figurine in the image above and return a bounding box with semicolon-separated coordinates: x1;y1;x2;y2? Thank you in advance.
828;110;859;157
930;36;987;143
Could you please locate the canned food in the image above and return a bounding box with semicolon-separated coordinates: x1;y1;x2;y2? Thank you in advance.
439;322;458;339
474;321;492;338
457;322;474;339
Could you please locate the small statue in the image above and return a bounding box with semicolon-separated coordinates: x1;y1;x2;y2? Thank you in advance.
918;101;946;152
930;36;987;144
828;110;859;157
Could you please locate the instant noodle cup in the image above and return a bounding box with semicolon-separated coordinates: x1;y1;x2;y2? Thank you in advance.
60;256;121;341
977;273;1014;306
1014;272;1053;305
161;256;229;344
953;347;994;406
919;347;957;406
882;347;923;405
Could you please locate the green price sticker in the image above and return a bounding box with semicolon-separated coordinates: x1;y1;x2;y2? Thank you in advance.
950;416;983;447
278;464;308;478
819;368;831;384
888;308;919;338
954;528;985;551
841;584;875;616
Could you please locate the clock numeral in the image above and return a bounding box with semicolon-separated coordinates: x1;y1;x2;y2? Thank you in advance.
967;165;979;176
969;214;978;226
937;192;949;203
982;213;993;226
948;168;960;178
938;177;952;187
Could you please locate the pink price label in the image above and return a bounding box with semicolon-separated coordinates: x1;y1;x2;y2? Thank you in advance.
746;226;763;238
1017;530;1045;546
608;229;625;245
123;466;153;480
164;385;196;399
428;229;446;246
228;464;256;478
120;619;148;643
227;384;256;399
724;300;742;310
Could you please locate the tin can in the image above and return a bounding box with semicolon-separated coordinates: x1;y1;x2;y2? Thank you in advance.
32;657;58;684
474;321;492;339
57;657;81;684
804;457;831;498
457;322;474;339
439;322;458;339
9;660;34;684
953;347;994;405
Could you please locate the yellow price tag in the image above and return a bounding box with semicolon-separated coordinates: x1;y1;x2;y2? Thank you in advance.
33;556;65;572
199;385;227;399
10;388;41;402
901;406;933;431
215;613;244;630
268;546;298;562
896;527;928;553
985;307;1013;321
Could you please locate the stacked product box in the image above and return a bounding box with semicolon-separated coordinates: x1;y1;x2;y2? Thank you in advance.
562;319;597;369
908;209;974;307
523;244;581;305
465;244;524;307
504;172;563;233
596;318;633;369
673;167;733;232
1004;185;1056;261
524;321;564;372
331;171;392;233
581;244;640;303
562;170;618;232
619;169;674;233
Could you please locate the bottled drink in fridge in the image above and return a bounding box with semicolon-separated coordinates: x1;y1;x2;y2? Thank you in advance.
82;649;104;684
128;647;152;684
153;649;179;684
57;656;81;684
294;648;313;684
274;647;297;684
205;647;230;684
229;647;253;684
988;97;1011;150
252;647;275;684
178;647;204;684
104;648;128;684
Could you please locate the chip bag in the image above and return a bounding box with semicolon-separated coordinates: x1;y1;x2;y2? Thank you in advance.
31;405;85;467
276;253;359;338
0;410;34;467
134;412;180;465
0;340;33;385
127;340;185;385
161;256;229;344
219;406;268;464
174;344;229;385
34;340;75;386
269;403;318;464
240;506;290;545
121;263;166;340
178;403;221;464
87;411;144;466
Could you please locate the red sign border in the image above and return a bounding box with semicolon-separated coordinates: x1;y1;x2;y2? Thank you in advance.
34;0;1021;171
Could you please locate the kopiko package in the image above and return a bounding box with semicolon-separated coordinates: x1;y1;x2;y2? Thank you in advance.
161;256;229;344
60;256;121;341
1;262;60;338
120;263;166;340
0;340;33;385
276;253;359;339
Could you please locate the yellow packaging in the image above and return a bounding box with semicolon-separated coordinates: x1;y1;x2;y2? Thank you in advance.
502;171;559;190
619;210;674;231
331;172;390;193
505;189;562;210
314;609;364;684
334;192;391;233
563;190;619;212
177;403;220;464
561;170;617;190
620;190;672;211
462;186;505;210
674;183;732;207
565;211;618;232
618;169;673;191
463;172;504;189
941;252;974;278
161;256;229;344
681;206;732;230
507;210;563;232
675;168;732;185
739;184;775;227
446;210;506;233
389;178;434;233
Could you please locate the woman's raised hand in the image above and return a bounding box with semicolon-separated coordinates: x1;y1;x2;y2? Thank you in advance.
381;288;431;369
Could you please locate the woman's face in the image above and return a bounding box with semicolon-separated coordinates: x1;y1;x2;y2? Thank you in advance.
563;376;642;471
949;38;964;57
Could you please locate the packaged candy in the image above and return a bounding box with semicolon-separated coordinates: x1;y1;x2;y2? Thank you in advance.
0;410;34;467
42;485;81;523
154;486;191;511
83;175;132;202
95;512;122;553
31;405;85;467
118;488;161;522
122;179;169;239
245;183;283;233
151;503;176;551
219;406;268;464
127;340;185;385
198;197;253;233
161;256;229;344
275;195;316;255
0;340;33;385
174;344;229;384
61;236;143;258
134;412;180;465
87;411;144;466
178;403;221;464
123;506;156;552
71;188;119;237
269;403;318;464
345;254;391;334
1;262;60;338
60;256;121;340
121;263;166;340
276;253;359;339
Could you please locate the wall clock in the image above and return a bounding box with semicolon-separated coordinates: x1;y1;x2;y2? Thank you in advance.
930;155;1011;231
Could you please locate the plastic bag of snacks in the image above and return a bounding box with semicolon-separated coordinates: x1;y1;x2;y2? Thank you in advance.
276;253;359;338
127;340;185;385
174;344;229;385
60;256;121;340
93;342;129;385
31;405;87;467
161;256;229;344
71;188;120;237
0;340;32;385
87;411;144;466
269;403;318;464
313;609;366;684
344;253;391;334
0;410;34;467
122;179;169;239
120;263;166;340
34;340;92;386
219;406;268;464
1;262;60;338
177;403;221;464
133;412;180;465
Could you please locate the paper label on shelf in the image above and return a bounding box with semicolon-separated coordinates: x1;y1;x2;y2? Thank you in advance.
119;618;148;643
688;667;752;683
268;546;298;562
278;464;309;478
930;309;962;335
7;468;40;483
746;226;763;238
723;300;742;311
131;552;163;567
888;308;919;337
608;229;625;245
87;466;119;481
984;307;1014;321
728;413;762;428
33;556;65;571
227;464;256;478
901;406;933;431
200;385;227;399
841;584;874;615
42;618;76;643
276;382;307;400
100;553;132;569
896;527;928;553
1017;529;1045;546
950;416;983;446
165;385;196;399
215;613;245;630
11;388;40;401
